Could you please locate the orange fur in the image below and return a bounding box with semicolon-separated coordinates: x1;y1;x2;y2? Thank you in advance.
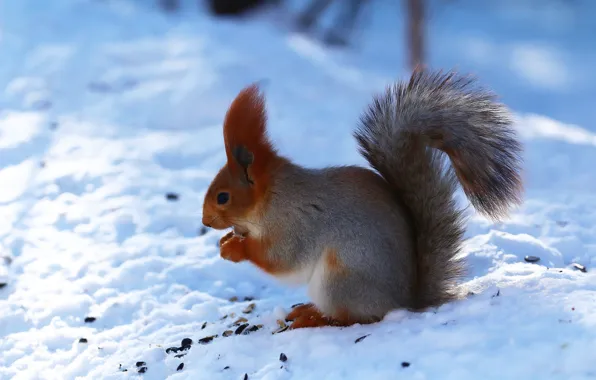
324;248;347;276
219;231;235;247
219;233;288;276
285;304;328;328
286;303;363;329
219;234;247;263
202;85;287;236
223;84;285;199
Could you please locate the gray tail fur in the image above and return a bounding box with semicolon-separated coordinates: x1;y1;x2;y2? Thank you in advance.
354;69;523;309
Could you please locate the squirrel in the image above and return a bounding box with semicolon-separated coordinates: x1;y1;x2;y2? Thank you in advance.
201;69;523;329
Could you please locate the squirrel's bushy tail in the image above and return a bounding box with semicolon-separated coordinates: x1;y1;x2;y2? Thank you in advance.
354;69;523;308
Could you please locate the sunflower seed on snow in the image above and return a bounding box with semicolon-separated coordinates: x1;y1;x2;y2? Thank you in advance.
235;323;249;335
244;325;262;334
251;324;263;331
232;317;248;326
272;320;288;334
272;326;289;335
242;303;256;314
180;338;193;347
573;263;587;273
198;335;217;344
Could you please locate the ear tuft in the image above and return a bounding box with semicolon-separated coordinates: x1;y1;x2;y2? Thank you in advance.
223;84;278;186
232;145;255;184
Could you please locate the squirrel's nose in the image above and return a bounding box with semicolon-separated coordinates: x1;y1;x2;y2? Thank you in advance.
201;215;212;228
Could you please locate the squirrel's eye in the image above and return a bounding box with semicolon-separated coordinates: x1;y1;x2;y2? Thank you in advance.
217;192;230;205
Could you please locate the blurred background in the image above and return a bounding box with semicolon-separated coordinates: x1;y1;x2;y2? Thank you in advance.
132;0;595;126
3;0;594;177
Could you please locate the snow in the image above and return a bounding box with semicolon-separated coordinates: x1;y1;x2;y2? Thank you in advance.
1;0;595;379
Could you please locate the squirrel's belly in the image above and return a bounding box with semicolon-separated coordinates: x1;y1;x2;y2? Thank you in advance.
273;258;328;310
306;257;328;311
277;254;330;312
274;263;314;286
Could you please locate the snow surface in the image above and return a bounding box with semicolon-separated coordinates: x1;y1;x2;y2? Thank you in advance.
1;0;596;379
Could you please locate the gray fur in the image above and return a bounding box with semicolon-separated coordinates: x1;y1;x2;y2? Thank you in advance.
258;69;523;320
354;69;523;309
264;163;417;320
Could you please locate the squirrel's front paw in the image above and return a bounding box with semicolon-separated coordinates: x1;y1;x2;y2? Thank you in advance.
220;234;246;263
219;231;235;247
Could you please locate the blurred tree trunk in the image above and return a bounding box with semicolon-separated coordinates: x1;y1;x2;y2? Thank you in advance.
160;0;179;11
405;0;425;71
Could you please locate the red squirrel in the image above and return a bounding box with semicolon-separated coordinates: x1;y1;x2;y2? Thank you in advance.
202;69;523;329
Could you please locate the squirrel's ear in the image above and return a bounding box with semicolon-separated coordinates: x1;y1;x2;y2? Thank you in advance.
223;84;277;186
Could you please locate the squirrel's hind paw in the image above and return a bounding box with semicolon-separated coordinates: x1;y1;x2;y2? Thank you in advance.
286;303;364;329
